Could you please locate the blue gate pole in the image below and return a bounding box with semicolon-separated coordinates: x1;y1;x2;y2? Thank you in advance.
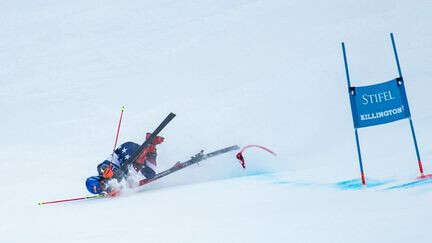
390;33;425;176
342;42;366;185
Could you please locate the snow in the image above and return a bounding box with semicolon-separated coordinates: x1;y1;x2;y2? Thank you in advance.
1;0;432;242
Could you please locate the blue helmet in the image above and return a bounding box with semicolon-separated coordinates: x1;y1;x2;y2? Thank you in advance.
86;176;103;194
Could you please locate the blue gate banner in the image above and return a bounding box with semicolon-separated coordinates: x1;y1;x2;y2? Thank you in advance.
349;78;411;128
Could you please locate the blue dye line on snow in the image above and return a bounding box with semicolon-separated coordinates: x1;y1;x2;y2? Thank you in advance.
384;177;432;190
335;178;392;190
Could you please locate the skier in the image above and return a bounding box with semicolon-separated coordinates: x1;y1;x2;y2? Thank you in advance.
85;133;164;196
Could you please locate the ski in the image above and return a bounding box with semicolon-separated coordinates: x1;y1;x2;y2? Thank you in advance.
138;145;240;186
120;112;176;172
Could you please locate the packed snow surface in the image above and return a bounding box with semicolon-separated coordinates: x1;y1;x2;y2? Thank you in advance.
1;0;432;242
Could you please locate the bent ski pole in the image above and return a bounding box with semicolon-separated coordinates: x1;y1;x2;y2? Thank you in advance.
236;144;276;169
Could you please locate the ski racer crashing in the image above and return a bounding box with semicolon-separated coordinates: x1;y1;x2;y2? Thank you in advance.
85;133;164;196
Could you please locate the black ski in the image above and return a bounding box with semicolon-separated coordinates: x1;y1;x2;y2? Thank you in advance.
121;112;176;172
138;145;240;186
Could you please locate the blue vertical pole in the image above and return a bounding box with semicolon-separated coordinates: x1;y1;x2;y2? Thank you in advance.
390;33;403;78
342;42;366;185
354;129;366;185
390;33;424;176
342;43;352;87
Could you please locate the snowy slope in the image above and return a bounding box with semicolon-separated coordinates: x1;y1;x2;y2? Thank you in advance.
1;0;432;242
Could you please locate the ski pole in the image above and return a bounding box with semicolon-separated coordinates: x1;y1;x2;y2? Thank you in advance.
113;105;126;151
236;144;276;169
108;105;126;172
38;194;105;206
